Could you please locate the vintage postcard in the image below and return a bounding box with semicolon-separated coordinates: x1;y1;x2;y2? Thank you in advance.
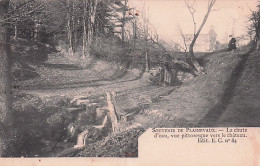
0;0;260;165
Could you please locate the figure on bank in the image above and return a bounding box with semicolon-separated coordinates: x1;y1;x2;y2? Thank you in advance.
228;35;237;51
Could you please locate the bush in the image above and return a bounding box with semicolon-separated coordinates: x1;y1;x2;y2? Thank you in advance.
46;111;72;141
91;36;127;63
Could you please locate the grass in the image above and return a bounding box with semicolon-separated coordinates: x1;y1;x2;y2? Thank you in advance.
215;50;260;126
134;49;254;128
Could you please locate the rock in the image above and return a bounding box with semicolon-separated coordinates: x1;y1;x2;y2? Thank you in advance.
86;103;98;108
74;127;103;149
66;123;78;141
75;99;90;106
70;96;89;106
74;130;89;148
66;107;84;113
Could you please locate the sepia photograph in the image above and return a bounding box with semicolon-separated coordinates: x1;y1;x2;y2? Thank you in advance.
0;0;259;161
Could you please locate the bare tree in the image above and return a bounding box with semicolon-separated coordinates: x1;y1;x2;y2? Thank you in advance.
143;0;150;71
0;0;12;156
121;0;128;43
174;25;189;57
66;0;73;56
7;0;47;41
184;0;216;74
249;2;260;51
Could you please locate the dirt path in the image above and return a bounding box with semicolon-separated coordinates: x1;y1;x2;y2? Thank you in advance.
15;53;174;115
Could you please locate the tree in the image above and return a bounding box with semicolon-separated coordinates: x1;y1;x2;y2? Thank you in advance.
82;0;100;58
0;0;12;156
66;0;74;56
249;2;260;51
8;0;47;41
184;0;216;74
174;25;189;58
108;0;133;43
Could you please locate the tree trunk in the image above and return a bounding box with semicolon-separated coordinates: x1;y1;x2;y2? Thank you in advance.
145;5;150;72
257;39;260;51
133;18;137;51
256;25;260;51
187;0;216;74
188;11;211;73
121;0;127;44
14;5;18;40
86;0;92;57
82;16;87;57
82;0;88;57
72;1;76;51
67;0;73;56
34;21;39;41
145;52;150;72
0;0;12;156
82;0;98;58
67;20;73;56
14;25;17;39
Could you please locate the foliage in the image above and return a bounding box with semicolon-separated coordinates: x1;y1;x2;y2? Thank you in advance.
91;35;126;62
248;1;260;50
78;127;145;157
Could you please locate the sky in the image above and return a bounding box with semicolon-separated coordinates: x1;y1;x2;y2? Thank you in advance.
130;0;258;44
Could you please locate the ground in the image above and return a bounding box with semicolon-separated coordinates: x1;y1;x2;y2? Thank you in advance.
12;44;260;157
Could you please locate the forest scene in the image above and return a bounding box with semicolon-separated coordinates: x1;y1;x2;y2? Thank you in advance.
0;0;260;157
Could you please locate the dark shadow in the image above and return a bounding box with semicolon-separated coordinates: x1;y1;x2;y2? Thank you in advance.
41;63;80;70
198;51;251;127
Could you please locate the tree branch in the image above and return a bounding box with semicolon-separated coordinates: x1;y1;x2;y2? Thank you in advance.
185;0;197;36
7;0;35;15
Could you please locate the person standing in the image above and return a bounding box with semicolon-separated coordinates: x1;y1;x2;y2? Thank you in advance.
228;35;237;51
